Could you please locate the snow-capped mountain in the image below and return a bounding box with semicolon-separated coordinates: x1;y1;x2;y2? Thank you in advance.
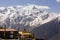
0;5;59;28
0;5;60;29
0;5;60;40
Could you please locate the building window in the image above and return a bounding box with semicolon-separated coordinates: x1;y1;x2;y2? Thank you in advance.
10;31;13;34
10;35;13;38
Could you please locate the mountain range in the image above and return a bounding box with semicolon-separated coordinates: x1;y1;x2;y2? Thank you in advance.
0;5;60;40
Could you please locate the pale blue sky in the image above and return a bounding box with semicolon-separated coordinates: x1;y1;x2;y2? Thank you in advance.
0;0;60;13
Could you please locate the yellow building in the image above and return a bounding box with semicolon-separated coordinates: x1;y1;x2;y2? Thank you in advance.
18;31;36;40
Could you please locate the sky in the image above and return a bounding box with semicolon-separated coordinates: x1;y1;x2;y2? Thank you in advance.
0;0;60;13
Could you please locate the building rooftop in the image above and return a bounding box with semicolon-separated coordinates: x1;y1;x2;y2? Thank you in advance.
19;31;31;35
0;28;17;31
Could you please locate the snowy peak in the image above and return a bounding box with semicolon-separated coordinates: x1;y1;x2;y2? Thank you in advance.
0;5;59;28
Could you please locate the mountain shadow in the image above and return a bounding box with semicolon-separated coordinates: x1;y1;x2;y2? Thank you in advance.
31;18;59;40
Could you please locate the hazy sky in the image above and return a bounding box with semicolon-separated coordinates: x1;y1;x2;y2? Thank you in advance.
0;0;60;13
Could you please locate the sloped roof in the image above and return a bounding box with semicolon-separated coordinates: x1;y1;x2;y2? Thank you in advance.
0;28;17;31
